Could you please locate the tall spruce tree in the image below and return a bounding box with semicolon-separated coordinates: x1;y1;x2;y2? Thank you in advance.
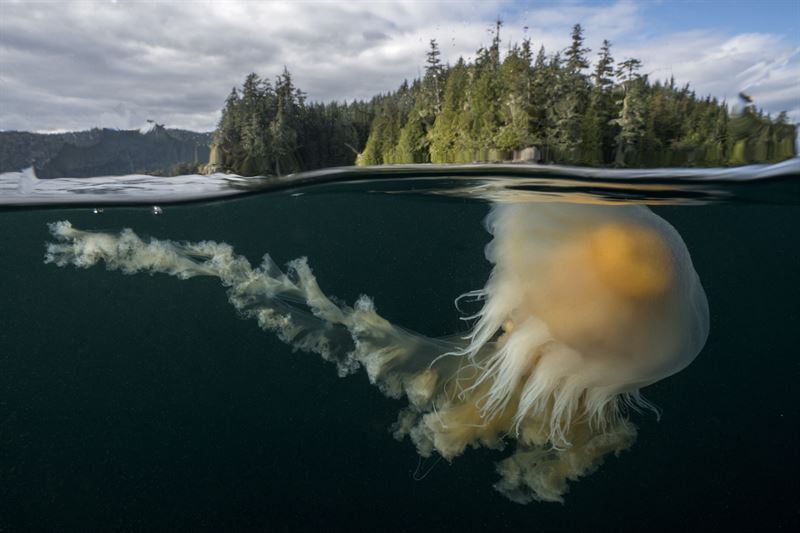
613;77;647;166
584;40;616;164
565;24;590;72
428;58;469;162
495;44;533;152
271;67;303;174
424;39;445;114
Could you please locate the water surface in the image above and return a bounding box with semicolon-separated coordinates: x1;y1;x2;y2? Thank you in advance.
1;163;798;531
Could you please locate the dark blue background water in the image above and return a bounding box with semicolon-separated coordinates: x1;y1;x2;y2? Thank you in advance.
1;192;798;531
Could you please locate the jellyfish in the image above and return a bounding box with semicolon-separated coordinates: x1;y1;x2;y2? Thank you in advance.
44;202;709;503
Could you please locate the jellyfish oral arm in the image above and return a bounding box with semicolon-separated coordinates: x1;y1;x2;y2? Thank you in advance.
44;220;457;392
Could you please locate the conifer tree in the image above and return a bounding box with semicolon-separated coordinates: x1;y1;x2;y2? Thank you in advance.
214;88;245;170
424;39;445;113
428;58;469;163
528;45;550;150
616;58;643;87
565;24;590;72
613;77;647;166
495;45;533;152
271;67;303;174
593;40;614;90
585;40;616;164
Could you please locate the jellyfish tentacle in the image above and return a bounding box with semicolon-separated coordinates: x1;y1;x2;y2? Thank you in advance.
44;220;463;400
453;289;486;315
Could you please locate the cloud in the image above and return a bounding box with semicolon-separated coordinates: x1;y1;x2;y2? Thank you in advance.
620;31;800;121
0;0;797;132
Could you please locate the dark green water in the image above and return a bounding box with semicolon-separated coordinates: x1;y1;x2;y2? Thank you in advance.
1;189;798;531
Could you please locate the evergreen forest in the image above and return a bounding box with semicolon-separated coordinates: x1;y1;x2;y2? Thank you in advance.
212;23;797;176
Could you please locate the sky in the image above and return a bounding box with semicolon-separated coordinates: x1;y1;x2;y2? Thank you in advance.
0;0;798;133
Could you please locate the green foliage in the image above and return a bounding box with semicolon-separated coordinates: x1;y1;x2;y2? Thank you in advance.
494;44;533;152
213;69;375;175
612;78;648;166
215;24;797;173
354;22;796;168
396;112;430;163
565;24;590;72
428;59;469;163
593;40;615;90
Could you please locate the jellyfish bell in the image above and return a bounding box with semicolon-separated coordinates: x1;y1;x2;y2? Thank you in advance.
44;201;709;504
475;203;708;396
417;203;709;501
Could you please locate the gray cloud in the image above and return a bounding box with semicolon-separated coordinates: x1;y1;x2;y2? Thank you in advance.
0;0;797;133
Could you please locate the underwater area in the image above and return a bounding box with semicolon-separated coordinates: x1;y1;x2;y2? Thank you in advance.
0;163;799;531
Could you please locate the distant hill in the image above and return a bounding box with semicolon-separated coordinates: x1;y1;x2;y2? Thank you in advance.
0;125;213;177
